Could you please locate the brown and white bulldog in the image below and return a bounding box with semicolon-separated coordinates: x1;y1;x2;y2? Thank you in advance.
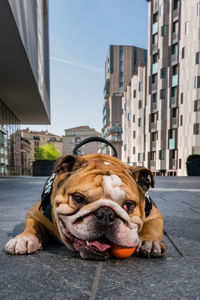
5;154;166;259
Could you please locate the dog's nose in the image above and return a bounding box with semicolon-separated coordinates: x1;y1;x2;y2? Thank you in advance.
94;207;115;226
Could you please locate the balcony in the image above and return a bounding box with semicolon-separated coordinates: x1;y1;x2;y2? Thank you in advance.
152;102;157;112
104;79;110;99
107;135;122;143
170;96;177;108
172;117;178;128
171;53;178;65
150;122;157;132
152;141;157;151
160;160;166;170
169;138;175;150
173;8;179;21
152;62;158;75
152;82;157;92
152;43;158;54
172;32;178;43
172;74;178;87
108;123;122;134
153;0;158;13
152;22;158;35
171;159;177;170
150;160;156;169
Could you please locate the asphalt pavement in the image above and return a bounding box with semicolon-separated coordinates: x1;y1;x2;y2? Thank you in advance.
0;176;200;300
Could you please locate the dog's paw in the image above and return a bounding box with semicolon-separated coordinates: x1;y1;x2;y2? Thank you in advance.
5;234;42;255
136;240;166;258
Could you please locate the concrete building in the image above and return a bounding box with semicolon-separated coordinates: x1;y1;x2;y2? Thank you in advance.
146;0;200;175
122;0;200;176
63;126;101;155
122;65;147;166
103;45;147;159
0;0;50;175
19;128;62;164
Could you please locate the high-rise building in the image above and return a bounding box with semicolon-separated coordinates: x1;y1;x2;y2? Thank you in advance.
0;0;50;175
122;65;147;166
146;0;200;175
103;45;147;159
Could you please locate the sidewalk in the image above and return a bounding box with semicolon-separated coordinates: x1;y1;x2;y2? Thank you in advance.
0;176;200;300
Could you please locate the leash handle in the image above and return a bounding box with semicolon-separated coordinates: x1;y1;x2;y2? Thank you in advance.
72;136;118;158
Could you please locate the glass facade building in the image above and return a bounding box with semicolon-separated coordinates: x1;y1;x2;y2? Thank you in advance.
0;99;20;175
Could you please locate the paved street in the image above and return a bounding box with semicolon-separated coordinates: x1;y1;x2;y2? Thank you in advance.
0;176;200;300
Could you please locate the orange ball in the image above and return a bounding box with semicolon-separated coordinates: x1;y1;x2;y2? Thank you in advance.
109;244;136;259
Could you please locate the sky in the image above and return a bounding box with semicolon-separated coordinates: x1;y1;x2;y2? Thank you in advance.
22;0;148;137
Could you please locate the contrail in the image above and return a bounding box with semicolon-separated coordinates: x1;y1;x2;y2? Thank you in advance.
50;56;104;72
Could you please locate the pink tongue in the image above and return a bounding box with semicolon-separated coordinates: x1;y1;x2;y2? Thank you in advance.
89;241;111;252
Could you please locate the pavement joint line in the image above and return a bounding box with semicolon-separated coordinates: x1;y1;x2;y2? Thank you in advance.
164;230;183;257
89;261;104;300
154;188;200;192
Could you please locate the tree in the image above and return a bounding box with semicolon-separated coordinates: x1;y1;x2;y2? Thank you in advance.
35;143;60;161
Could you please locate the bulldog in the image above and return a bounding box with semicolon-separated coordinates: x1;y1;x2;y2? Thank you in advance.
5;154;166;259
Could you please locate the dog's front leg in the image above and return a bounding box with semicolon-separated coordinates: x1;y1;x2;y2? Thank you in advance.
5;212;45;255
137;206;166;257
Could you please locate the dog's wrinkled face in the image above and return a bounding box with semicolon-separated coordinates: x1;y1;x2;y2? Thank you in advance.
52;154;154;260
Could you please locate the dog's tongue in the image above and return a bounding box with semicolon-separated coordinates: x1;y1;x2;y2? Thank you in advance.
89;241;111;252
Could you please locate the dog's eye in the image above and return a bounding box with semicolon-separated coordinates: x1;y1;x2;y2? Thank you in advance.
123;201;136;214
72;193;85;204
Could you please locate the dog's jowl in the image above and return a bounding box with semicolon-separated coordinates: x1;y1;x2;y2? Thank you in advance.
5;154;166;259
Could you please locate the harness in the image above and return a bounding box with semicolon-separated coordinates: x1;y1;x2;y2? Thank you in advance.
39;137;152;221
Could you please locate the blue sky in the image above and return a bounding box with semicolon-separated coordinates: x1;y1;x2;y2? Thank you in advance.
24;0;148;136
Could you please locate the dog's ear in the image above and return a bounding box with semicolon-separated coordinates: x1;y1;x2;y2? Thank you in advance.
129;166;154;192
55;155;86;173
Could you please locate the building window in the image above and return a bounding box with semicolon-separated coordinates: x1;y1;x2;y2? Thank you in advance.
197;3;200;16
152;33;158;45
185;22;189;34
159;150;165;160
139;82;143;91
174;0;179;10
194;76;200;88
194;123;200;135
172;21;178;33
150;151;156;161
152;131;158;141
180;115;183;126
138;153;142;162
133;131;136;139
138;100;142;109
133;115;135;123
153;12;158;23
172;65;178;75
181;93;183;104
172;107;177;118
160;5;163;16
153;53;158;63
194;99;200;111
160;89;166;99
161;67;167;79
161;25;168;36
152;73;158;83
124;144;127;151
182;47;185;59
152;93;157;103
179;158;182;169
172;43;178;55
138;118;142;127
133;90;137;98
133;147;135;155
124;103;127;111
196;52;200;64
128;113;131;121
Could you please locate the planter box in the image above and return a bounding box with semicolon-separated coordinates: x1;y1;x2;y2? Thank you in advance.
33;160;57;176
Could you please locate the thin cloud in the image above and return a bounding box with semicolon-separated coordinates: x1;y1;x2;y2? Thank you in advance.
50;56;104;72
